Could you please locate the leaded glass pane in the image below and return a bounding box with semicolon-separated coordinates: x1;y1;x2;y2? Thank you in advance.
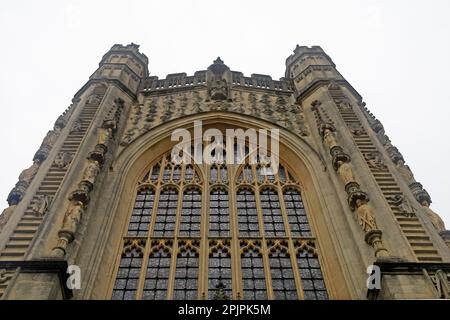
260;189;285;237
237;190;259;237
142;247;171;300
179;189;202;237
269;247;297;300
153;188;178;237
127;189;154;236
241;247;267;299
208;247;232;299
283;189;312;237
209;189;230;237
112;247;143;300
297;250;328;300
173;247;199;300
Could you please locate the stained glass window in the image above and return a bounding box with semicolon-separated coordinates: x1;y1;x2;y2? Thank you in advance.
179;189;202;237
127;188;154;237
283;189;311;237
112;244;144;300
260;189;285;237
208;243;232;299
153;188;178;237
297;249;329;300
268;245;297;300
209;189;230;237
173;245;199;300
237;189;259;237
240;244;267;300
142;244;171;300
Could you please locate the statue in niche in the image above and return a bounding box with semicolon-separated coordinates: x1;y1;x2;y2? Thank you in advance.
390;194;415;217
337;160;355;185
87;93;101;105
82;160;100;185
421;200;446;232
18;159;41;184
98;127;113;146
61;201;84;237
54;152;73;169
323;128;338;149
355;199;377;232
348;122;364;136
70;119;83;134
31;194;52;217
209;78;228;101
365;152;386;171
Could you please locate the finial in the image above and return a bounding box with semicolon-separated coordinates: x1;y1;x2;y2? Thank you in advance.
214;57;224;64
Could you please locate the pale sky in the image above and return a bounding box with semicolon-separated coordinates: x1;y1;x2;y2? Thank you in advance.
1;0;449;227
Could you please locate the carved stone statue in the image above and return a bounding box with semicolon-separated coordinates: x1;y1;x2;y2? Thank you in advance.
355;199;377;233
54;152;73;169
0;269;7;284
433;270;450;299
42;128;61;147
422;200;446;232
390;194;415;217
0;205;16;232
30;195;52;217
60;201;84;237
98;127;113;146
337;161;355;185
18;159;41;184
70;119;83;133
323;128;338;149
82;160;100;185
87;93;101;105
365;152;386;171
209;78;228;101
396;160;416;184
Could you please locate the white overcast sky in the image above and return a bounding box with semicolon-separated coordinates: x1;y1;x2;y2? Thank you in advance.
1;0;449;227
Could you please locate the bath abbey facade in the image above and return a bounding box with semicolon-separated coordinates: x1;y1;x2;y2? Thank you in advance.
0;43;449;299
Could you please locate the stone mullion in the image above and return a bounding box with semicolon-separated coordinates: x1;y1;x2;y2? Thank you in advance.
228;164;241;299
253;164;274;299
198;164;209;299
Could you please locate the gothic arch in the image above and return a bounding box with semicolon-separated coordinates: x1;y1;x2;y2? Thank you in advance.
82;112;356;299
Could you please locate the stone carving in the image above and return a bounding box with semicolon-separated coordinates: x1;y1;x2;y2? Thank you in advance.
321;125;338;149
389;194;415;217
42;128;61;148
82;160;101;187
54;152;73;169
30;194;52;217
0;269;7;284
52;200;85;257
421;200;446;232
18;159;41;184
209;79;228;101
97;127;113;147
87;93;102;105
348;122;364;136
364;151;386;171
70;118;83;133
355;199;377;232
0;205;16;232
337;160;355;185
54;114;68;130
431;270;450;299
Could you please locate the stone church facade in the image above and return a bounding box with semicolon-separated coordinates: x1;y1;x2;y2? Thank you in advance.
0;43;449;299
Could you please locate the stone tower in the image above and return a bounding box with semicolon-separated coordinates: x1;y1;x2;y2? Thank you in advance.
0;44;449;300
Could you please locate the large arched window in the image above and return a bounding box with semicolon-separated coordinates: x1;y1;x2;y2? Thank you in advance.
111;142;328;300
